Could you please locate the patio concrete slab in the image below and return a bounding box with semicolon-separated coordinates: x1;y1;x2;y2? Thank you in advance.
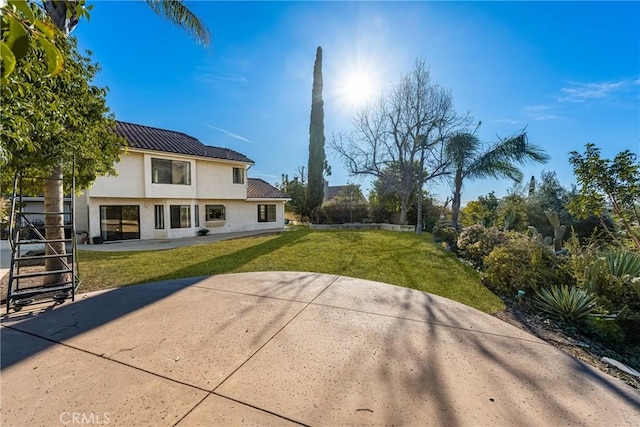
193;271;339;302
6;282;307;390
178;394;301;426
1;327;206;426
2;272;639;427
314;276;541;340
216;303;639;426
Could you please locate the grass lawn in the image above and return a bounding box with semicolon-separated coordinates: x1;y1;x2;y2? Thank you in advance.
77;228;505;313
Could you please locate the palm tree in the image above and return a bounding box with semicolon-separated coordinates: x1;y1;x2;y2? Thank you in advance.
446;131;549;230
44;0;210;44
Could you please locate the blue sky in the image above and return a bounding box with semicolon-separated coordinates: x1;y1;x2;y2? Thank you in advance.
73;1;640;204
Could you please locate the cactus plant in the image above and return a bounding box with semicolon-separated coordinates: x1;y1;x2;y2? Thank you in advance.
545;210;566;252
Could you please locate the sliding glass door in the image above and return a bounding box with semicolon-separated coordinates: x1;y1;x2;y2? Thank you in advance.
100;205;140;241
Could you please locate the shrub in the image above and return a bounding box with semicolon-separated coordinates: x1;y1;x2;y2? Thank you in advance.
317;203;368;224
605;248;640;278
564;235;640;312
457;225;507;269
482;234;559;296
432;220;458;251
584;317;626;346
534;285;598;324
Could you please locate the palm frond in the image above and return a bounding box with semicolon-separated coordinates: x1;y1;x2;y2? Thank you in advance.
146;0;211;46
465;132;549;181
445;132;481;174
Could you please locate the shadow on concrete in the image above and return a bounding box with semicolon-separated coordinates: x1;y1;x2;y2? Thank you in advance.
388;288;640;422
1;231;310;372
1;277;205;371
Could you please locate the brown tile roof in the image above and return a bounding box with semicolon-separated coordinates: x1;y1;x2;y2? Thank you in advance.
324;185;367;203
247;178;289;199
114;121;253;164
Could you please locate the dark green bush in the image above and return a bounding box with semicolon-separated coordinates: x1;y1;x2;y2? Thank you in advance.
584;317;626;346
317;203;368;224
457;225;507;269
432;220;458;252
482;234;560;296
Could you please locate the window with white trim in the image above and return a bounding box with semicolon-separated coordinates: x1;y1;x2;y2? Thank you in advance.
152;158;191;185
258;204;276;222
233;167;245;184
154;205;164;229
170;205;191;228
206;205;225;221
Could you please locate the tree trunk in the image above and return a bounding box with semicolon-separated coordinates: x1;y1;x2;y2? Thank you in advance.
415;190;423;235
451;171;463;230
399;193;409;225
43;164;68;285
416;148;425;235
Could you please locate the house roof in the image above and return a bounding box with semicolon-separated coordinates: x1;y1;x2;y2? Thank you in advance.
247;178;289;199
326;185;345;200
324;185;367;203
114;121;254;164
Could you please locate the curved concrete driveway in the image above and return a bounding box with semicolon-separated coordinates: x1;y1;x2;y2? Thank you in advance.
1;272;638;426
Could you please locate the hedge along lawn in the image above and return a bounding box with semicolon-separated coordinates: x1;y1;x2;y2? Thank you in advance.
77;229;505;313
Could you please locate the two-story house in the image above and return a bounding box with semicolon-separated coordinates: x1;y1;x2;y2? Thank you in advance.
76;121;289;242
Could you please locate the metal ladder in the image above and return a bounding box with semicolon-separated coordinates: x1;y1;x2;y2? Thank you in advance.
5;171;80;313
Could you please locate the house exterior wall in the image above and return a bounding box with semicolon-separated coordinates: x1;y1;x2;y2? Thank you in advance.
88;150;249;201
84;197;286;241
75;192;89;234
89;152;145;198
76;148;286;242
143;153;198;199
196;160;247;199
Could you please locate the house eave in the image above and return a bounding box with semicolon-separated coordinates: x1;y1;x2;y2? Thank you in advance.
246;198;291;202
123;146;255;166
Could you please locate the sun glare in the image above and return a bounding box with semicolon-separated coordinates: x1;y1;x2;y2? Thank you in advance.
339;72;377;109
333;58;383;112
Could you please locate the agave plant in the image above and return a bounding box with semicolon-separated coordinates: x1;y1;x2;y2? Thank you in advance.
534;285;598;324
605;249;640;278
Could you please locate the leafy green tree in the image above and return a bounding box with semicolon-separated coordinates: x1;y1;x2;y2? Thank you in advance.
445;130;549;230
460;191;500;228
495;193;529;232
1;0;210;79
525;171;570;237
2;0;210;282
1;35;125;283
278;167;308;220
568;143;640;249
1;0;82;79
307;46;327;221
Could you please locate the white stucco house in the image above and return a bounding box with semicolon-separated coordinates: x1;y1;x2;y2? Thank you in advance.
76;121;289;242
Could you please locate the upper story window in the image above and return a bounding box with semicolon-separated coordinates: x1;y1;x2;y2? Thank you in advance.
152;158;191;185
233;167;245;184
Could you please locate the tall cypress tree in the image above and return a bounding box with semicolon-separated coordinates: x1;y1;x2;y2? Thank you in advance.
307;46;326;220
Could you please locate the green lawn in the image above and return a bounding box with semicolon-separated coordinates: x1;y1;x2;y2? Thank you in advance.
77;229;505;313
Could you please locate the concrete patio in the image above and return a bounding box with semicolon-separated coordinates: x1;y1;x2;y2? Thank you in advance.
1;272;638;426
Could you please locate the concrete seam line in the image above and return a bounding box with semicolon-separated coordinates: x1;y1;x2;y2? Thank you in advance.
3;324;211;392
308;302;553;346
211;275;341;393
